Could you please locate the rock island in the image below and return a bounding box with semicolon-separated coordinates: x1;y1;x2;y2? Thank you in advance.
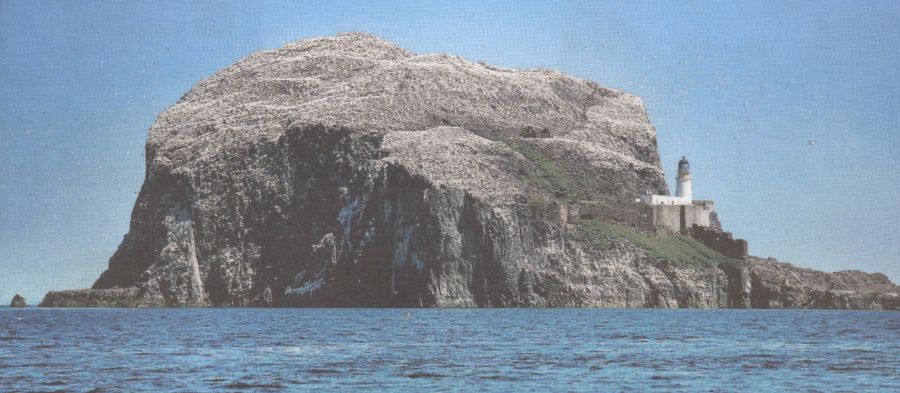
40;33;899;309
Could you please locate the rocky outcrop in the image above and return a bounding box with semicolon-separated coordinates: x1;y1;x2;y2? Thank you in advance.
689;225;748;260
39;288;157;307
740;257;899;310
39;33;898;309
9;294;26;307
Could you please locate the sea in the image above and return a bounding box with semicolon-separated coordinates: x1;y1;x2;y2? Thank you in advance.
1;308;898;392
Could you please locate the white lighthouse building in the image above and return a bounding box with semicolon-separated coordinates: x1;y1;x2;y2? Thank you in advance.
639;156;715;232
640;156;695;206
631;156;744;255
675;156;692;200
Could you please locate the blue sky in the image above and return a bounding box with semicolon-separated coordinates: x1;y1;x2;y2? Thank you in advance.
2;1;898;302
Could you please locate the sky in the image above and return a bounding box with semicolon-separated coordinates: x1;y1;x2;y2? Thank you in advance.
1;0;898;303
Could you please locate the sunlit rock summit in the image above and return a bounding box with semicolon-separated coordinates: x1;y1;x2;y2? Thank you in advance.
40;33;898;308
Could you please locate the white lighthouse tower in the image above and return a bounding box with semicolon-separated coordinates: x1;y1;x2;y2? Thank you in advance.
675;156;692;201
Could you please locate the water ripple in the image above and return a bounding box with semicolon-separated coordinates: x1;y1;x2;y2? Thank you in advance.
0;308;897;392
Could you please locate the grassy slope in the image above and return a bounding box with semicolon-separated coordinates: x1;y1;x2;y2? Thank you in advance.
503;139;585;201
505;138;736;271
576;219;739;270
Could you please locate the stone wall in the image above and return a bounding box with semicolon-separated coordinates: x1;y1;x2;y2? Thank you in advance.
566;201;655;231
564;202;747;260
649;201;714;234
563;201;718;237
690;225;749;259
685;201;714;228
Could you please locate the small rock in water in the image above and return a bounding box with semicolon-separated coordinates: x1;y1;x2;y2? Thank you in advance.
9;294;27;307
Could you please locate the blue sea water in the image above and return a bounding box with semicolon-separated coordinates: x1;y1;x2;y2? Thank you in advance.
1;308;898;392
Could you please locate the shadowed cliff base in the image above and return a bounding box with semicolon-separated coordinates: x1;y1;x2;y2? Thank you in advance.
39;33;898;309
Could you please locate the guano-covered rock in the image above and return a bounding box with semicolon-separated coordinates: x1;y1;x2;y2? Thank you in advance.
40;33;898;309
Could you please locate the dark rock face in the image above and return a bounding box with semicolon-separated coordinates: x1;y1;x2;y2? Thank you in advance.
39;33;898;309
9;294;26;307
689;225;748;260
741;258;900;310
40;289;152;307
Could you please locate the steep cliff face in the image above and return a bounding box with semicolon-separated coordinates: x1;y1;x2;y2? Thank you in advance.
40;33;898;308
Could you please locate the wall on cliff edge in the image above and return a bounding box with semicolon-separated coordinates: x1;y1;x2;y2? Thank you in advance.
649;202;713;234
690;226;748;260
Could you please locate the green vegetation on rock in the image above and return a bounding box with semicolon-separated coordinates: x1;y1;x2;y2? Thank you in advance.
507;137;733;271
576;218;737;270
503;139;582;200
